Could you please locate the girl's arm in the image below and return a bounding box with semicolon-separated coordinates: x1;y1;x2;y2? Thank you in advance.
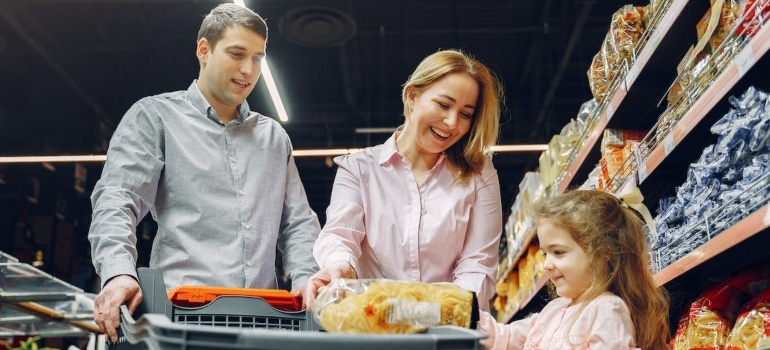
476;310;534;350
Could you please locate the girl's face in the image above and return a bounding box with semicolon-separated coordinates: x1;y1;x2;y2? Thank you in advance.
402;72;478;155
537;219;593;304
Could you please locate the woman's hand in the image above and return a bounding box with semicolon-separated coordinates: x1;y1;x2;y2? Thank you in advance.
303;259;357;311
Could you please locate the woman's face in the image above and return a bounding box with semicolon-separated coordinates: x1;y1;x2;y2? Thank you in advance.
537;219;593;304
403;72;478;154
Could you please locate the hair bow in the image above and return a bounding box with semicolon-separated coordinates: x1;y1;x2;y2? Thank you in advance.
616;186;657;239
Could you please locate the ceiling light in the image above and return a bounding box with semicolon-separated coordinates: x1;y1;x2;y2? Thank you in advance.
355;127;396;134
0;144;548;164
0;155;107;163
292;148;363;157
491;144;548;152
232;1;288;123
260;60;289;123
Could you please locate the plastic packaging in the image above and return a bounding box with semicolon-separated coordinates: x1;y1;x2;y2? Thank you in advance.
312;279;478;334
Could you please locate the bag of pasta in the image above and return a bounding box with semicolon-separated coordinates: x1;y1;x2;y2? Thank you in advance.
674;264;770;349
674;283;745;349
312;278;479;334
725;286;770;349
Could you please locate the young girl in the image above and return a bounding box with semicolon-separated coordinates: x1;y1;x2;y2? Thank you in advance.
477;190;669;350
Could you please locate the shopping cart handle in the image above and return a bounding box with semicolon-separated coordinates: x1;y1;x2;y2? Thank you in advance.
111;304;173;349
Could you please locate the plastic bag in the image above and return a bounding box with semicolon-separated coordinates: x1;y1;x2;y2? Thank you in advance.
313;279;478;334
725;286;770;349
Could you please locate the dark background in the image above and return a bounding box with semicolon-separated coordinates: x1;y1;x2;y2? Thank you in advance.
0;0;633;291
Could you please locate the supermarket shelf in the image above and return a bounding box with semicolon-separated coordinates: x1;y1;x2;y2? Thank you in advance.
555;0;693;193
0;251;18;263
499;274;548;323
654;203;770;286
501;1;702;320
638;23;770;184
495;227;535;284
0;252;98;338
2;301;100;334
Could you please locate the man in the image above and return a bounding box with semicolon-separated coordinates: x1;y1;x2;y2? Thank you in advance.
88;4;319;342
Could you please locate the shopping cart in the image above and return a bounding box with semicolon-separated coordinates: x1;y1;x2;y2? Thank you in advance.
109;268;486;349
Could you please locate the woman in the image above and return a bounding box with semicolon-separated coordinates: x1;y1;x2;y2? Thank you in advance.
305;49;504;311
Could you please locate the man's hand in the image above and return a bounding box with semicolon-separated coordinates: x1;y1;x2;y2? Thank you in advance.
93;275;143;343
302;259;357;311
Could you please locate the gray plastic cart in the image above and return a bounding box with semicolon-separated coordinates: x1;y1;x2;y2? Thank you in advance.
109;268;486;349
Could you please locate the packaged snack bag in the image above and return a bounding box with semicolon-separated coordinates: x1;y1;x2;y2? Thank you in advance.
313;279;478;334
725;287;770;349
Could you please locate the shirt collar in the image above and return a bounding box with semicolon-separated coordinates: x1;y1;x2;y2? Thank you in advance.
379;133;401;165
187;80;251;124
379;132;447;168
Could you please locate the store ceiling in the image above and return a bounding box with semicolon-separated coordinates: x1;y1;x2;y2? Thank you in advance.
0;0;631;223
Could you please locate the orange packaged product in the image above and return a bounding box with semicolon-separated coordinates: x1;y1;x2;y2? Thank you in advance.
167;285;303;311
672;264;770;349
736;0;770;37
670;308;690;350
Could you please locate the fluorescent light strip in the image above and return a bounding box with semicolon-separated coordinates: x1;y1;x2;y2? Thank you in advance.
491;144;548;152
355;127;397;134
261;60;289;122
0;155;107;163
232;1;288;122
292;148;363;157
0;144;548;164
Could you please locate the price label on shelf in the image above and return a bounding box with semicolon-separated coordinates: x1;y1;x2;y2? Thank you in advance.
605;104;614;121
663;134;675;156
625;65;639;90
736;46;755;79
650;30;662;52
637;163;648;184
764;205;770;227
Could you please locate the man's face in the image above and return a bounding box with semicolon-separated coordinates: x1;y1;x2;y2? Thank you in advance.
196;25;266;112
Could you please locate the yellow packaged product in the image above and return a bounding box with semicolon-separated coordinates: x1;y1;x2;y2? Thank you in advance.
725;287;770;349
587;51;609;100
610;5;647;67
313;279;478;334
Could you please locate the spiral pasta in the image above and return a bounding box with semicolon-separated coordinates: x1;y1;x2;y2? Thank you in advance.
314;279;476;334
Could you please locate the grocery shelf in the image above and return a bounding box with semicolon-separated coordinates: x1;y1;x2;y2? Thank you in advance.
498;274;548;324
654;203;770;286
555;0;701;193
637;22;770;184
495;227;535;284
501;1;708;320
0;251;98;337
497;0;770;329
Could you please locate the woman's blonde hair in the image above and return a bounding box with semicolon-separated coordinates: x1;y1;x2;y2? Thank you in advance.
401;49;503;184
533;190;670;350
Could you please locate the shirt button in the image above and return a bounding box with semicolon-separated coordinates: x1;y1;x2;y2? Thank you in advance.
421;208;427;215
246;262;252;267
243;223;251;229
238;190;244;196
